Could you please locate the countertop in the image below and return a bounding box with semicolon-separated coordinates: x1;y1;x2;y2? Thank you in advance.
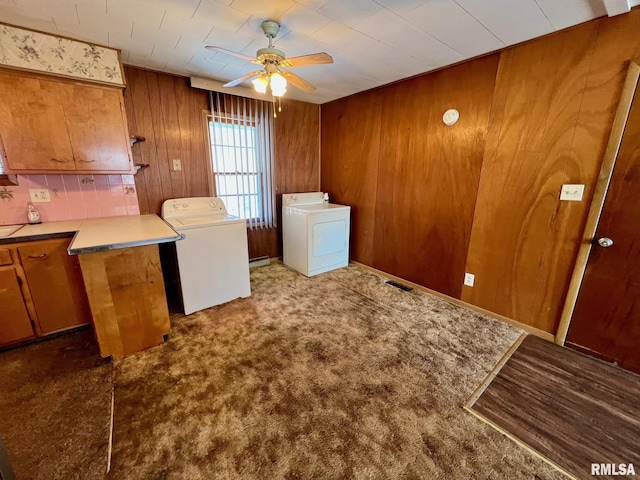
0;215;182;254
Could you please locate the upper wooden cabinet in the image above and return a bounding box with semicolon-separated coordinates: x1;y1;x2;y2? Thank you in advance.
0;69;134;174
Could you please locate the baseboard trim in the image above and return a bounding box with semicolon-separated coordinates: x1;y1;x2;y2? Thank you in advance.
351;261;555;342
249;256;271;268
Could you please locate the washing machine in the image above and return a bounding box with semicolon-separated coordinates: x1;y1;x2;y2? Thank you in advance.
283;192;351;277
161;197;250;315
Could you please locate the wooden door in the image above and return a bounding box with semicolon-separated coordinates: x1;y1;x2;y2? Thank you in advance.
0;268;34;345
566;82;640;374
58;83;133;172
0;71;75;171
18;238;92;335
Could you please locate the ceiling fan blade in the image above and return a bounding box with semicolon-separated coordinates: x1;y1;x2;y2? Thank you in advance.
205;46;256;63
223;70;263;88
281;71;316;92
281;52;333;68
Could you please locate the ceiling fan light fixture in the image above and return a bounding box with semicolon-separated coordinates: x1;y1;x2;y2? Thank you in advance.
270;72;287;97
252;75;269;94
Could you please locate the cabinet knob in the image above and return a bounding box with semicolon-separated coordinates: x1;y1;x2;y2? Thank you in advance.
51;158;69;163
28;253;48;259
78;159;96;163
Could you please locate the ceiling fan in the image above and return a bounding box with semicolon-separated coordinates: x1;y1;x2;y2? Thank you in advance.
205;20;333;97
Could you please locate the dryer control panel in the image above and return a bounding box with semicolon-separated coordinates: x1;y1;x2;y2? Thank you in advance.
283;192;325;207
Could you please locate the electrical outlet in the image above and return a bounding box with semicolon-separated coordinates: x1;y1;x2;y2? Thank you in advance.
560;184;584;201
464;273;475;287
172;159;182;171
29;189;50;202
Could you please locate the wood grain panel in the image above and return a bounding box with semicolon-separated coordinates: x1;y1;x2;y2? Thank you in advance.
123;66;211;215
372;55;499;298
321;90;382;265
123;67;317;259
532;15;640;334
125;67;165;214
565;77;640;374
463;12;640;334
145;71;175;212
157;74;188;199
18;237;92;334
470;335;640;479
271;98;321;258
175;76;210;200
58;82;132;172
0;249;12;266
0;71;74;170
78;245;170;358
0;268;34;345
247;227;279;260
274;98;320;195
462;23;600;331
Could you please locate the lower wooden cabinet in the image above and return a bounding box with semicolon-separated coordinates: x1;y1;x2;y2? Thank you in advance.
18;239;92;335
78;244;170;358
0;268;34;345
0;237;92;347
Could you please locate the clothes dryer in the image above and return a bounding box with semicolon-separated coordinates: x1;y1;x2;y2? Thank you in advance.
283;192;350;277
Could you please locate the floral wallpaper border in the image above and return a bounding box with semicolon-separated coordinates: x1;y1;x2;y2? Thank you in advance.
0;23;124;86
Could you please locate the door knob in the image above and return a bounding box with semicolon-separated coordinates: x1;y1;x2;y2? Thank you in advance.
597;237;614;248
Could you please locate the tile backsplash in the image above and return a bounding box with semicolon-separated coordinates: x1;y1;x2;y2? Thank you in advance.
0;174;140;225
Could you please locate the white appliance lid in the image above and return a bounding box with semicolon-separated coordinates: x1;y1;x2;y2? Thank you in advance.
161;197;228;218
164;214;246;230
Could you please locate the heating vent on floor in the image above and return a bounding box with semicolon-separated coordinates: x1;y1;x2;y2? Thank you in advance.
385;280;412;291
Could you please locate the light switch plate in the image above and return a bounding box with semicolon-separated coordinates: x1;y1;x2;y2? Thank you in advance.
560;184;585;201
172;159;182;171
29;189;50;202
464;273;475;287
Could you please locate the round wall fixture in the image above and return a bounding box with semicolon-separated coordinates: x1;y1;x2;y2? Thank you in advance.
443;109;460;126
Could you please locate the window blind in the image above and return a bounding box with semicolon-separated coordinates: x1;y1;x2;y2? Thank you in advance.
208;91;276;229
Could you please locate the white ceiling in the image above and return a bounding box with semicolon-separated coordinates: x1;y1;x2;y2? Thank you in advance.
1;0;638;104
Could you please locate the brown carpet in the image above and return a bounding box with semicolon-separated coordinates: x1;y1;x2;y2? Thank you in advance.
108;261;562;479
0;328;113;480
469;334;640;480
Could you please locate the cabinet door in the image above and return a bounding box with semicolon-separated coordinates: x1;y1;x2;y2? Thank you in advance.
18;238;92;335
58;83;133;172
0;268;35;345
0;72;75;171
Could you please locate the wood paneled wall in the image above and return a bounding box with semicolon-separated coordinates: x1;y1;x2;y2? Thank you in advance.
122;66;319;259
321;90;382;266
322;55;499;298
463;12;640;333
321;9;640;334
124;66;210;214
272;98;320;257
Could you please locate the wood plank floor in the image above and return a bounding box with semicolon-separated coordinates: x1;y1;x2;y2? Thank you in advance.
468;334;640;479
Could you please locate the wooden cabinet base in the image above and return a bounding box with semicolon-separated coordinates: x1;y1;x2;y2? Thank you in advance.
78;244;171;358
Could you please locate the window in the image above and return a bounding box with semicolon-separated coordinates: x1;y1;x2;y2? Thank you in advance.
207;92;275;229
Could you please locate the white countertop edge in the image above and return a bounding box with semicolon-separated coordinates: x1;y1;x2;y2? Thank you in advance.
2;215;183;255
68;233;184;255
